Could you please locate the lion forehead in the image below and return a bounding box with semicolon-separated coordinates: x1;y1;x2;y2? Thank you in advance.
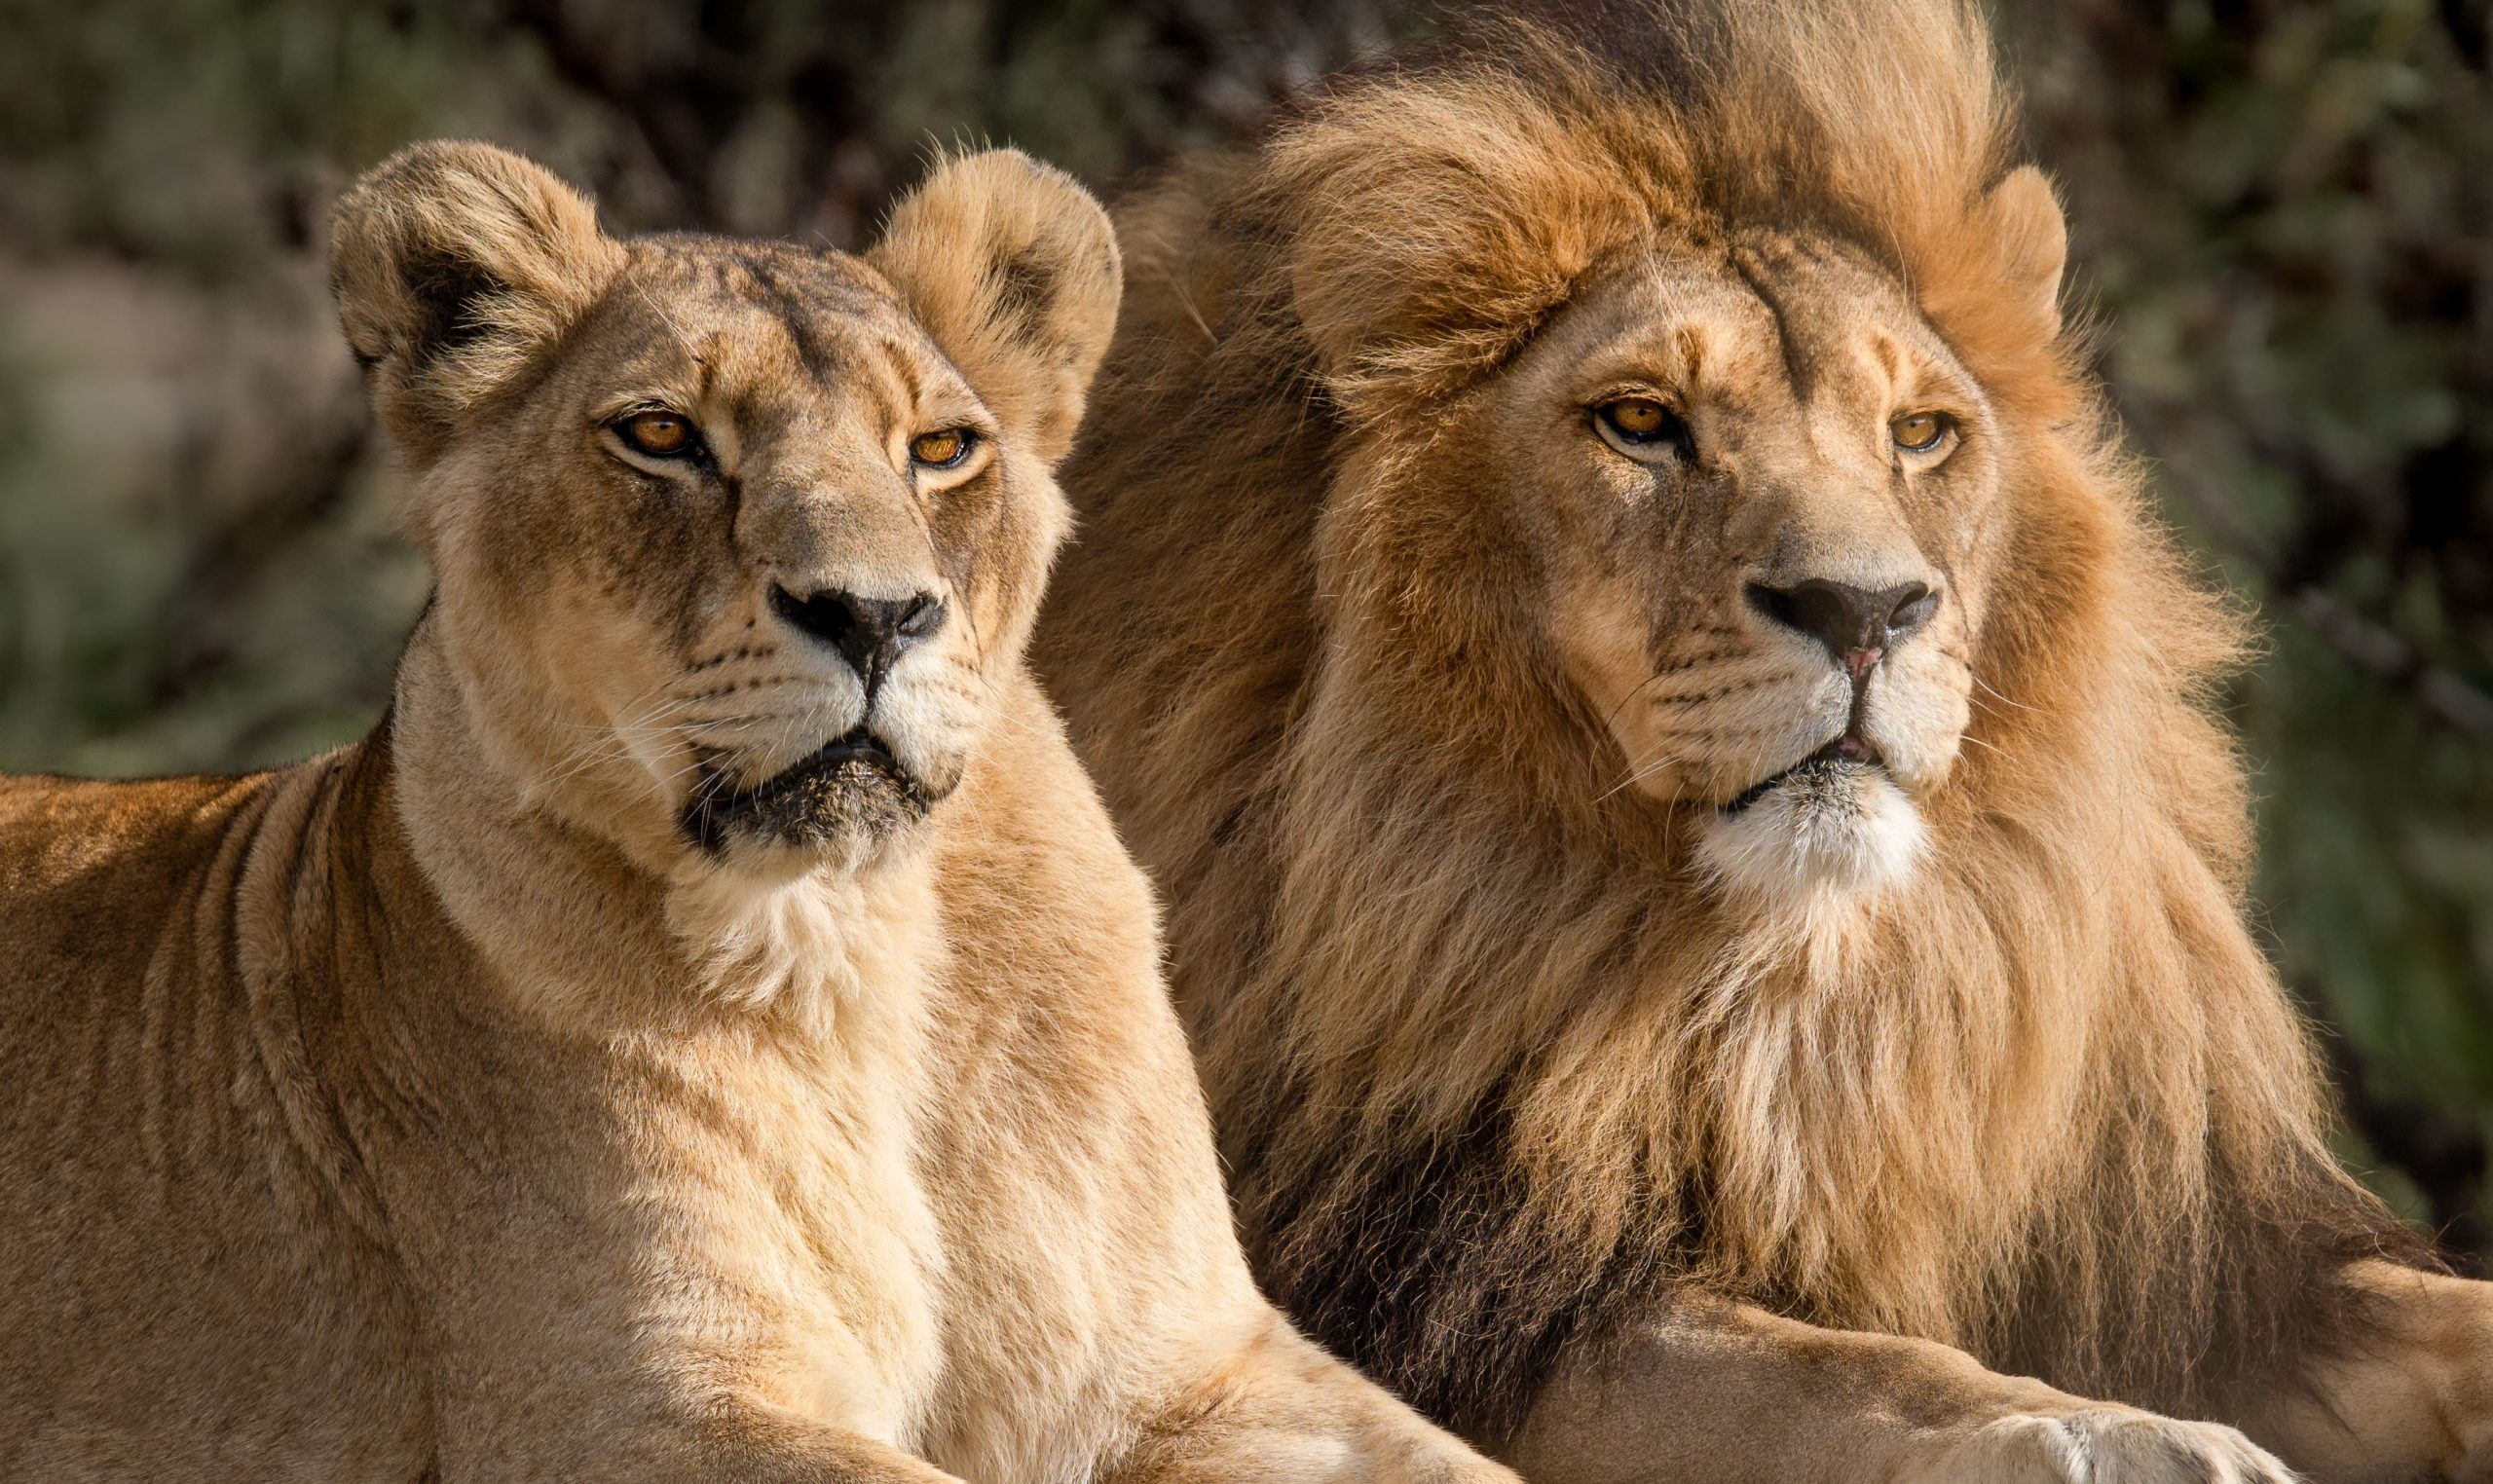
577;241;961;416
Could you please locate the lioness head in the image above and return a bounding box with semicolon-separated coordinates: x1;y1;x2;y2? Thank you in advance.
331;142;1116;874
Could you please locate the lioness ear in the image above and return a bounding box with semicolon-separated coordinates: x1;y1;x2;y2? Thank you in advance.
1975;166;2066;343
330;140;625;465
867;149;1120;466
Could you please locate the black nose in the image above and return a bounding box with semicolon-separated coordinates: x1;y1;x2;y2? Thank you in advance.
770;584;947;698
1745;577;1938;670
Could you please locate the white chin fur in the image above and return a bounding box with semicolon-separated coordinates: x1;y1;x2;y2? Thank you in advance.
1697;763;1926;907
662;845;939;1014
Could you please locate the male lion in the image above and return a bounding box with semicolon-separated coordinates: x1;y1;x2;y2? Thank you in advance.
1037;3;2493;1479
0;140;1513;1484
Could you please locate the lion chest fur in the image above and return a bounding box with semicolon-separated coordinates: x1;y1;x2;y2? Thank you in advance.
580;821;1250;1480
0;721;1264;1481
600;936;952;1449
411;718;1263;1481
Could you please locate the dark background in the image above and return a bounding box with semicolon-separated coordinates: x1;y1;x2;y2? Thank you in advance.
4;0;2489;1261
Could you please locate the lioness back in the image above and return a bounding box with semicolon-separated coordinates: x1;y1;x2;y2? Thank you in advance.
0;770;250;914
0;140;1512;1484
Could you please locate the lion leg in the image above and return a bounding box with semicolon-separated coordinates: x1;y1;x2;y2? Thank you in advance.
427;1369;961;1484
1107;1317;1519;1484
379;1166;961;1484
2243;1259;2493;1481
577;1404;967;1484
426;1353;964;1484
1500;1293;2292;1484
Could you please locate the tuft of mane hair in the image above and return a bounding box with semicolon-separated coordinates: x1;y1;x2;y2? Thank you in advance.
1262;0;2079;423
1040;0;2431;1447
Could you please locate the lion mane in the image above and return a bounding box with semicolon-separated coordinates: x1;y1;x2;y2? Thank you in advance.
1039;0;2427;1442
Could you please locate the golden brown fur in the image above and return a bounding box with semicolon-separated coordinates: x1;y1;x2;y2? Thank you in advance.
1038;3;2493;1478
0;140;1514;1484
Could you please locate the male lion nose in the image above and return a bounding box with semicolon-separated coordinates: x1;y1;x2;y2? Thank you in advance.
1745;577;1939;677
770;584;947;699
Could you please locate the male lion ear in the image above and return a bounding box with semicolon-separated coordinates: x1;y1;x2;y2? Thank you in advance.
330;140;625;466
867;149;1120;466
1973;165;2067;343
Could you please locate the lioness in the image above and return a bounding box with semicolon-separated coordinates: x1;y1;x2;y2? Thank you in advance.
1038;2;2493;1480
0;140;1513;1484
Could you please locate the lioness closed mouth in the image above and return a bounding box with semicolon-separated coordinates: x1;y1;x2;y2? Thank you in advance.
681;725;930;853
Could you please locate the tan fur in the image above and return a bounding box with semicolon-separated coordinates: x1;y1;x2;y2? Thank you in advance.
0;140;1512;1484
1037;3;2493;1478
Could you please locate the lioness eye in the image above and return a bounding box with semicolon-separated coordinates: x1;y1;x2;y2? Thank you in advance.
1594;397;1688;452
618;410;696;458
1890;411;1951;453
910;428;973;468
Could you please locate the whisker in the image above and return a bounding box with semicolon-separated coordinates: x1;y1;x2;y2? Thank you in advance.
1969;669;2037;713
919;680;1041;739
1599;740;1693;802
539;692;708;733
1602;671;1669;739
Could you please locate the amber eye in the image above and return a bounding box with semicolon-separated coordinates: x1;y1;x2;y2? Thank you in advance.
1594;396;1688;453
909;428;974;468
618;410;696;459
1890;411;1952;454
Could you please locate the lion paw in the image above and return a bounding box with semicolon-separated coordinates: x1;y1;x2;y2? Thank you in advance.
1917;1408;2296;1483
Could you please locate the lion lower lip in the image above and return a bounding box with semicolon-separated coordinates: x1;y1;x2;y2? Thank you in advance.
681;725;924;849
731;726;910;798
1722;735;1882;815
794;727;904;777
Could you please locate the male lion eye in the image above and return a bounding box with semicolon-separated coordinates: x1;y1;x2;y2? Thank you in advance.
1890;411;1952;454
1594;397;1689;453
618;410;697;459
910;428;974;468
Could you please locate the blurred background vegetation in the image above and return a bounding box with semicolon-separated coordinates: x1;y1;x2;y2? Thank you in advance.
2;0;2488;1260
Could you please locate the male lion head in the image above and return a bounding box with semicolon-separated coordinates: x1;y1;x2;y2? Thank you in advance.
333;142;1115;877
1479;220;2061;903
1269;7;2074;916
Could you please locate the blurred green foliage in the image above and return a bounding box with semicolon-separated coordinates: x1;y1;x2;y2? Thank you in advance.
2;0;2488;1253
2008;0;2493;1249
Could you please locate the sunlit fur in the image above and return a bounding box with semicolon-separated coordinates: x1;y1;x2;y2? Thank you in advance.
1036;0;2454;1466
0;142;1512;1482
1695;761;1926;905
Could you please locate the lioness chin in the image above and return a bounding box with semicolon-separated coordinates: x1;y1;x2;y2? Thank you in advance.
0;140;1512;1484
1038;1;2493;1481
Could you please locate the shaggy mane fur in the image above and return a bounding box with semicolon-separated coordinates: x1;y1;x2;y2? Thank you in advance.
1040;0;2430;1445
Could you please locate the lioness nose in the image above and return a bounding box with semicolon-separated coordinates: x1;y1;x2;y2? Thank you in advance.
770;584;947;698
1745;577;1938;674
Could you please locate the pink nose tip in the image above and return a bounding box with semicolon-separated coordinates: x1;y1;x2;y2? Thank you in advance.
1844;647;1883;681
